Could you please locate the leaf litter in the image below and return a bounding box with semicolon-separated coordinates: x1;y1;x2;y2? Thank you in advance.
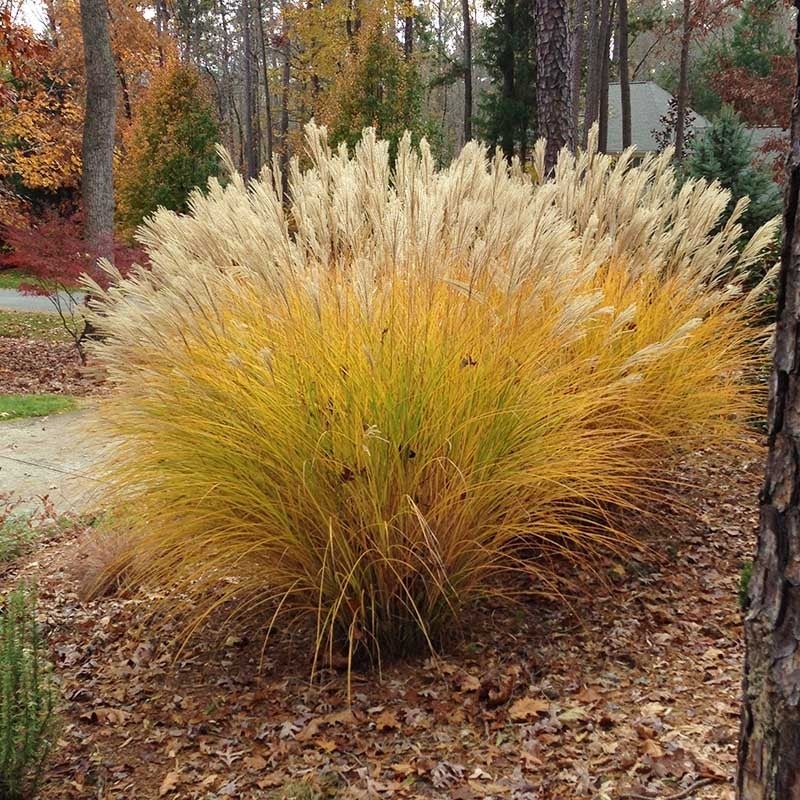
0;438;761;799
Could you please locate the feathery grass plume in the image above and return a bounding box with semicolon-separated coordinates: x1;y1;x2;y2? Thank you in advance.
84;124;777;666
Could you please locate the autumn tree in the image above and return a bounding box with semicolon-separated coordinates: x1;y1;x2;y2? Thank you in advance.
116;63;219;234
0;10;82;225
713;0;793;127
737;0;800;795
321;14;436;161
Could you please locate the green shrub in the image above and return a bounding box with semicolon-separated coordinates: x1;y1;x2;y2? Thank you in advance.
739;560;754;610
0;585;57;799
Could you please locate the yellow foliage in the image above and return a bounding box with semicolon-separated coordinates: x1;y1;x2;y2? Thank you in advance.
84;125;777;666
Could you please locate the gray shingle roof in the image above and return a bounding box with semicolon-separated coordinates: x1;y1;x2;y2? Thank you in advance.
745;126;787;151
605;81;710;154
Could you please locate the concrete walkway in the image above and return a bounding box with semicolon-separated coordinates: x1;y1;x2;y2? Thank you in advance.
0;409;106;514
0;289;87;314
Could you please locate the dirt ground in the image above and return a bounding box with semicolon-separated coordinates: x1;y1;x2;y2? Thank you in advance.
0;436;761;800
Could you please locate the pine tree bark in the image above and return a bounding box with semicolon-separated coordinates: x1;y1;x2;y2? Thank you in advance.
535;0;573;173
79;0;116;258
673;0;691;161
570;0;585;143
737;4;800;797
462;0;473;142
618;0;631;149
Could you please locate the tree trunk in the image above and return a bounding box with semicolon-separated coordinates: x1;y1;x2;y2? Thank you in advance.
242;0;259;179
256;0;274;164
155;0;169;66
500;0;516;160
618;0;631;149
570;0;585;143
597;0;615;152
582;0;599;144
673;0;691;162
737;3;800;797
279;14;291;195
79;0;116;258
462;0;473;142
404;1;413;58
535;0;574;173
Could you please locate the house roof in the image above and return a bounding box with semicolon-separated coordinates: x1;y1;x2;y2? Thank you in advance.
605;81;710;154
745;126;786;151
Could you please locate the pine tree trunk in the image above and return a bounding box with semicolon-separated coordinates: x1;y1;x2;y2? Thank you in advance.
673;0;691;162
570;0;585;143
536;0;573;173
737;4;800;797
462;0;473;142
79;0;116;258
618;0;631;148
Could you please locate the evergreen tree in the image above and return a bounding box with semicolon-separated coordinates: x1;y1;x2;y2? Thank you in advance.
321;15;440;163
117;63;219;235
475;0;536;162
684;105;781;239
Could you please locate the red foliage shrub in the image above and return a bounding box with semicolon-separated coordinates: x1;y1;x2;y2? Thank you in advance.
0;210;146;294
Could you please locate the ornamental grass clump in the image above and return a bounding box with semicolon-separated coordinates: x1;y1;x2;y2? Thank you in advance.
85;126;778;665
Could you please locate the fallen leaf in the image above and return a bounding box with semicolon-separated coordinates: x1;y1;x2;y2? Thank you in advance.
509;697;550;721
158;770;180;796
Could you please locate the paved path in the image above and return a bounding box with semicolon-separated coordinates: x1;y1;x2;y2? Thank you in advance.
0;408;106;514
0;289;87;314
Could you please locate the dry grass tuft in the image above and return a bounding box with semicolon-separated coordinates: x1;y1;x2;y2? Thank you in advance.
83;125;776;667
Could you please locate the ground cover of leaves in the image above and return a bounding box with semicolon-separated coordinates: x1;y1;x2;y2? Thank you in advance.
1;440;761;800
0;334;102;396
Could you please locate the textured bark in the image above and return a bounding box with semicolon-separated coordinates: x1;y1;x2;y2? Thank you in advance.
737;4;800;797
79;0;116;258
618;0;631;149
673;0;691;162
536;0;573;173
570;0;585;143
462;0;473;142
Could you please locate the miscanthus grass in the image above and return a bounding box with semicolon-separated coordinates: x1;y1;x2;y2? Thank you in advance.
84;125;777;667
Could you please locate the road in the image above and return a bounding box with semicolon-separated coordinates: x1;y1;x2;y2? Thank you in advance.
0;289;87;314
0;409;107;514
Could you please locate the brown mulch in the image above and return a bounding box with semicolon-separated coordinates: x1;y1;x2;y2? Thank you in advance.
1;440;762;800
0;337;104;395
